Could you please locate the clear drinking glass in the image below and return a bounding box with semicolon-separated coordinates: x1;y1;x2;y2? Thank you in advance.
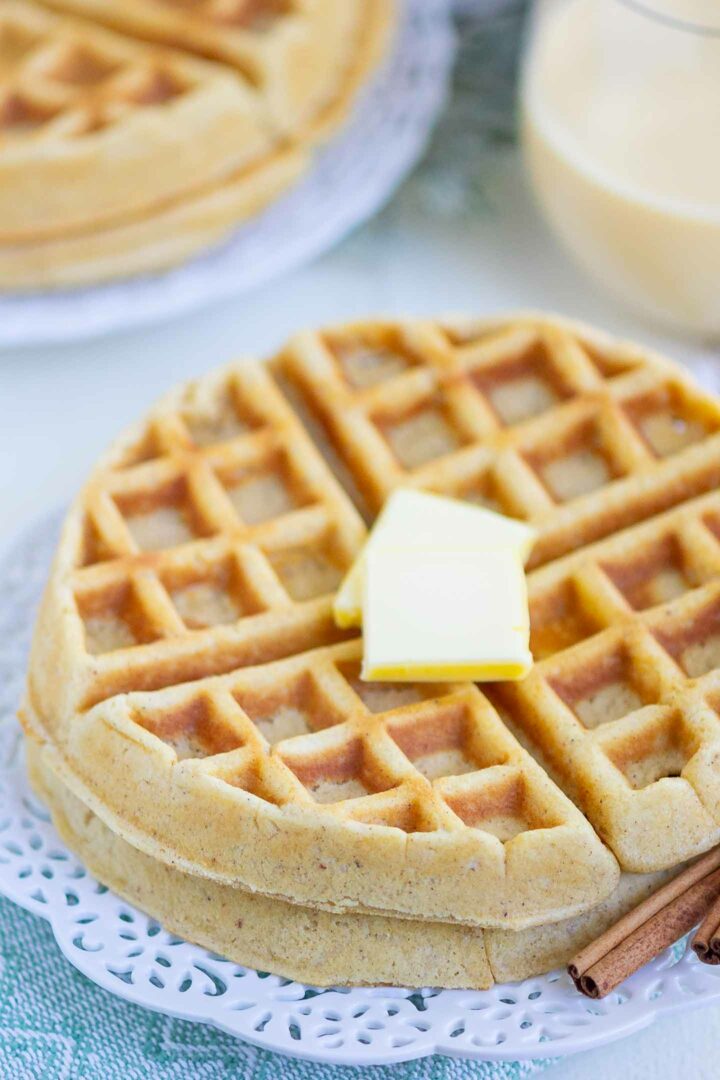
521;0;720;336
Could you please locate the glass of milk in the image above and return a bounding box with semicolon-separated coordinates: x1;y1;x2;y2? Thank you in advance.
522;0;720;335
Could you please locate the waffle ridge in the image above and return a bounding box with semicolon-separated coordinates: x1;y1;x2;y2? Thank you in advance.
26;314;720;929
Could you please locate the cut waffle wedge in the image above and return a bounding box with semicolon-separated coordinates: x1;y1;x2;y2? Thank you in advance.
30;740;674;990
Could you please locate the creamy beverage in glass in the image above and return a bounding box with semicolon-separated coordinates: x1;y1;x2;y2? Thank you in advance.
522;0;720;335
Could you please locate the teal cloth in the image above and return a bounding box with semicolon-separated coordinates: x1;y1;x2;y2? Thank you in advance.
0;895;549;1077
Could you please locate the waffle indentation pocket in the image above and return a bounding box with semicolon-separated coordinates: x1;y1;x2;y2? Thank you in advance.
77;579;161;655
601;533;704;611
525;415;626;503
386;700;508;782
548;640;665;729
132;694;246;761
336;661;438;714
218;449;310;526
41;44;121;86
0;20;41;67
654;595;720;678
115;477;210;552
163;555;263;629
599;707;700;790
331;340;416;390
279;730;404;806
530;577;604;659
265;535;345;601
0;91;60;135
439;766;562;841
233;672;348;746
624;382;717;458
451;462;531;520
181;381;259;447
469;340;575;426
377;397;467;469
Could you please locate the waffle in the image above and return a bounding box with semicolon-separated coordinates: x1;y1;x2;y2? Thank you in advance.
30;741;672;990
37;0;392;141
0;1;283;240
25;314;720;932
23;341;619;931
0;0;392;286
275;314;720;870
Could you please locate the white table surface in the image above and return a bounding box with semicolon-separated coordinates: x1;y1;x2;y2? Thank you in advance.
2;143;719;1077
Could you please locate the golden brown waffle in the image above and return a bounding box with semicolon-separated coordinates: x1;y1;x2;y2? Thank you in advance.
23;338;619;930
30;741;671;990
0;142;305;288
37;0;391;140
0;1;283;240
27;314;720;934
0;0;392;286
275;314;720;870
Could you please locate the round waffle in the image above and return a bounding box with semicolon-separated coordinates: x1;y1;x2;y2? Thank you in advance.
25;314;720;931
0;0;393;285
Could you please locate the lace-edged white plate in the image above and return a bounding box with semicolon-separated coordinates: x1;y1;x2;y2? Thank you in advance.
2;515;720;1066
0;0;454;349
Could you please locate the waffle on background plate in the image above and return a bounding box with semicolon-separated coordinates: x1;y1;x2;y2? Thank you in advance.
21;313;720;987
0;0;392;288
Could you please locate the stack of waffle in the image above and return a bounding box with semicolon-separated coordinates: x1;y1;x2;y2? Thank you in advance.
22;314;720;988
0;0;392;288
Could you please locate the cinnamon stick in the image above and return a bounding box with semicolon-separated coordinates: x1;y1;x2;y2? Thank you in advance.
692;889;720;964
568;846;720;999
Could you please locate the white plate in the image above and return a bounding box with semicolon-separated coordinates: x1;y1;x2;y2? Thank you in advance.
2;514;720;1066
0;0;454;348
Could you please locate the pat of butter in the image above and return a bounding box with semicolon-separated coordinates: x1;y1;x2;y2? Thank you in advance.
362;547;533;682
334;488;536;629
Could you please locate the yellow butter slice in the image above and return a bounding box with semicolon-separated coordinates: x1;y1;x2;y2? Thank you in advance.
334;488;536;629
361;547;533;683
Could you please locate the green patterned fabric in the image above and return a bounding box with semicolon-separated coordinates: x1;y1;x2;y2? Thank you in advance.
0;895;549;1077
